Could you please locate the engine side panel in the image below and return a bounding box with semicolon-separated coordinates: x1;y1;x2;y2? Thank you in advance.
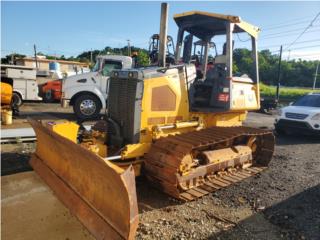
231;81;260;110
139;67;190;143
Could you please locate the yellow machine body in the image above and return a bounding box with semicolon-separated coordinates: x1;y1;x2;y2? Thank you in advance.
1;82;14;125
120;67;254;161
1;82;13;105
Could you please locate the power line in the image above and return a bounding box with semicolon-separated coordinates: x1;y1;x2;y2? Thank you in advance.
260;29;320;40
283;12;320;51
262;15;315;28
219;30;320;47
261;25;320;37
290;52;320;57
236;33;251;42
37;47;83;57
271;44;320;53
263;19;317;31
260;39;320;49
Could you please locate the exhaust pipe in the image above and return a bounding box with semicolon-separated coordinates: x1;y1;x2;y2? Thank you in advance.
158;2;169;67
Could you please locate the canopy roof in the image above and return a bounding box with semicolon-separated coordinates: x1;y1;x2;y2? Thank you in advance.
174;11;260;40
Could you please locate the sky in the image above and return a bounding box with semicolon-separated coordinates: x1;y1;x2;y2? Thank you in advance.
1;1;320;60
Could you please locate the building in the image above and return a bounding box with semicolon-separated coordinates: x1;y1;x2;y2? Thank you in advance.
15;56;90;76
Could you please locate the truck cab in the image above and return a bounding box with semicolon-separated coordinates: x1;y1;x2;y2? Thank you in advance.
61;55;133;120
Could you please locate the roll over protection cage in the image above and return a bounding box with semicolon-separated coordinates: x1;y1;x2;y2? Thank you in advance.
173;11;260;83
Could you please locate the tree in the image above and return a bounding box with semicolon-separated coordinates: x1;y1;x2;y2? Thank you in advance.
1;53;26;64
5;46;318;88
136;50;150;67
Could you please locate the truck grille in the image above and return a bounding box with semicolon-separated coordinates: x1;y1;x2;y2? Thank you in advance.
285;112;308;120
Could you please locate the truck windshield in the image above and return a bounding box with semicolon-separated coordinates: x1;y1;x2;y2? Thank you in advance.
293;95;320;107
92;59;100;72
102;60;122;76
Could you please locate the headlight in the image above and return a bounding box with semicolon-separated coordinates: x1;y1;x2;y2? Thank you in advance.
311;113;320;121
128;71;138;79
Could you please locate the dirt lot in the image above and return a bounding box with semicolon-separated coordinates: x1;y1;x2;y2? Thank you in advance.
1;103;320;240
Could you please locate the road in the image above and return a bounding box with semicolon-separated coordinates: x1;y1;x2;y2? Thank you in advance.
1;103;320;240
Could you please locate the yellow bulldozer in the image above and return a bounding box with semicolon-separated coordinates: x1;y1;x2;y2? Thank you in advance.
29;9;274;240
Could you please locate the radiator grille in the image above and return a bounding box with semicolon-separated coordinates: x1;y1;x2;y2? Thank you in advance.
108;77;143;145
285;112;308;120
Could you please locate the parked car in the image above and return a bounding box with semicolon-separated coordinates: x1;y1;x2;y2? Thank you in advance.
61;55;133;120
275;93;320;135
1;65;42;106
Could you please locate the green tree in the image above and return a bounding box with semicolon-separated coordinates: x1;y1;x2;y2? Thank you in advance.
136;50;150;67
1;53;26;64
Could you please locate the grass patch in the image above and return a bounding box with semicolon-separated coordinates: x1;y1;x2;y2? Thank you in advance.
260;83;320;101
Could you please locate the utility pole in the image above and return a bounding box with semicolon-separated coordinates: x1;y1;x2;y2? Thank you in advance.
11;53;14;64
313;61;319;90
34;44;38;69
158;2;169;67
90;48;93;65
276;45;282;102
127;40;131;56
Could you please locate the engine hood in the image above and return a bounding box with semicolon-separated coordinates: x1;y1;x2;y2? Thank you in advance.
282;105;320;114
63;72;100;90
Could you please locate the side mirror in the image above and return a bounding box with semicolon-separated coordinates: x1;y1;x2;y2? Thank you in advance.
289;102;293;106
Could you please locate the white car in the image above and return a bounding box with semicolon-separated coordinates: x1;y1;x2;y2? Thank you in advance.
275;93;320;135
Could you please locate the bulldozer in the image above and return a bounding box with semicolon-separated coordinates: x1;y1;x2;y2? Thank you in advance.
29;9;275;240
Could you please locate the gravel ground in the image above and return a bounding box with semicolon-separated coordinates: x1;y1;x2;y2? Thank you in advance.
1;104;320;240
135;112;320;240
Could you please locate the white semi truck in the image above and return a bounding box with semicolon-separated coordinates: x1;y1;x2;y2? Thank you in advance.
61;55;133;119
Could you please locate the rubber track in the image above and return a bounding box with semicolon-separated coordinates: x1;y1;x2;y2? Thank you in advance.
144;126;275;201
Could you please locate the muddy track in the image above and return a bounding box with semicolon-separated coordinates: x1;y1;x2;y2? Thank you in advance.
144;126;275;201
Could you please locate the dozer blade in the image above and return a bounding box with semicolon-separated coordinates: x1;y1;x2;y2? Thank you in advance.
29;120;139;240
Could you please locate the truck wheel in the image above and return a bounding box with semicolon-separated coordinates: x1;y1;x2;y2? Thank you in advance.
73;94;102;120
12;92;23;106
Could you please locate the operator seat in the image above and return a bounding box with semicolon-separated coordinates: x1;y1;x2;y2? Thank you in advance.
192;55;227;108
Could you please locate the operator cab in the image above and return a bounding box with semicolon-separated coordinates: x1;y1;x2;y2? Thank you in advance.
174;11;260;112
